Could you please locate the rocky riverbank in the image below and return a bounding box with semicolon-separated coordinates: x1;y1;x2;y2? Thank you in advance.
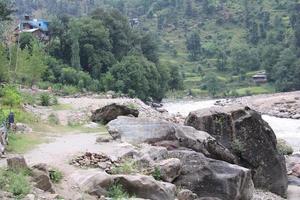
1;93;298;199
215;91;300;119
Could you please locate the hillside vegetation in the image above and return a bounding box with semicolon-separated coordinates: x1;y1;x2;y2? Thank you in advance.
1;0;300;99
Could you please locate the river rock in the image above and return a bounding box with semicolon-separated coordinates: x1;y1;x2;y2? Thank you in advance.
177;189;198;200
31;168;55;193
155;158;181;182
15;123;32;133
113;174;176;200
107;117;236;164
169;150;254;200
0;126;8;155
91;103;139;124
185;106;288;197
74;171;175;200
7;156;28;171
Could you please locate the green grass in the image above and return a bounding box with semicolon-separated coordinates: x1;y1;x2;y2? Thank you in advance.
0;168;31;199
111;159;138;175
1;107;38;124
49;169;63;183
108;184;131;200
236;85;275;96
6;133;44;154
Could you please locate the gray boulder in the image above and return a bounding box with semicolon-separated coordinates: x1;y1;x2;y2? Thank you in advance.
169;150;254;200
7;156;28;171
91;103;139;124
113;175;176;200
185;106;288;197
74;171;175;200
107;117;236;164
177;189;198;200
155;158;182;183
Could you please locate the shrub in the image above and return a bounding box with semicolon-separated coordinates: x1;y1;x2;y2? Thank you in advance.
21;92;37;105
39;93;51;106
0;169;31;198
0;85;22;107
61;85;79;95
49;169;63;183
108;184;130;199
48;113;60;125
111;159;137;175
152;167;162;181
52;96;58;105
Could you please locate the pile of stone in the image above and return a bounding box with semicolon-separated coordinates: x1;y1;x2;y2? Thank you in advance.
70;152;113;171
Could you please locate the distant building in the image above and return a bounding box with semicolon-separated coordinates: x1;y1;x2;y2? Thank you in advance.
130;18;139;27
12;15;50;42
252;71;268;84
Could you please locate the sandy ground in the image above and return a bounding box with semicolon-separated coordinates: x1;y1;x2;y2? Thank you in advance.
0;132;136;199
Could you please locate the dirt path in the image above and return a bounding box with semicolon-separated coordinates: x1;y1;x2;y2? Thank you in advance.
0;132;136;199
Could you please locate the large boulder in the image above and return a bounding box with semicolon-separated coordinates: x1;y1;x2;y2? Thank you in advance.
91;103;139;124
113;175;176;200
107;117;236;164
74;171;175;200
185;106;288;197
169;150;254;200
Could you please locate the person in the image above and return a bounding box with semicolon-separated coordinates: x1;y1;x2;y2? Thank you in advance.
8;112;14;129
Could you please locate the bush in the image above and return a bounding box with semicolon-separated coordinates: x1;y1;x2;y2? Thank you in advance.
48;113;60;125
61;85;79;96
0;169;31;198
152;167;162;181
0;85;22;107
111;159;137;175
49;169;63;183
108;184;130;199
39;93;51;106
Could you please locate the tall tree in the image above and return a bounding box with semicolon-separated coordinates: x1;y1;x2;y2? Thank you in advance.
186;31;202;61
70;26;81;69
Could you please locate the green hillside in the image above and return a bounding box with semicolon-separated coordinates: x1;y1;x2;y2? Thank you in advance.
3;0;300;98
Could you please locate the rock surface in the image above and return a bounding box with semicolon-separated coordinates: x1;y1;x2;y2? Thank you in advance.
169;150;254;200
7;156;28;171
155;158;181;183
91;103;139;124
177;189;198;200
185;106;288;197
107;116;236;164
75;171;175;200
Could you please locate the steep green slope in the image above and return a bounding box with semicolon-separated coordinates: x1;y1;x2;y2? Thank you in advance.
13;0;300;97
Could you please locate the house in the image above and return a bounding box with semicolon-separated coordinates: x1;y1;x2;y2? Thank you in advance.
130;18;139;27
12;15;50;42
252;71;268;84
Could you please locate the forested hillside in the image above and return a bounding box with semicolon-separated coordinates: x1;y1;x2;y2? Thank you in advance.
2;0;300;99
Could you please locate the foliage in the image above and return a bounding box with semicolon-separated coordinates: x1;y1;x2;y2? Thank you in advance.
0;0;14;21
107;184;130;199
111;159;137;175
0;85;21;107
49;169;63;183
152;167;162;181
106;55;164;101
0;169;31;198
39;93;51;106
48;113;60;125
